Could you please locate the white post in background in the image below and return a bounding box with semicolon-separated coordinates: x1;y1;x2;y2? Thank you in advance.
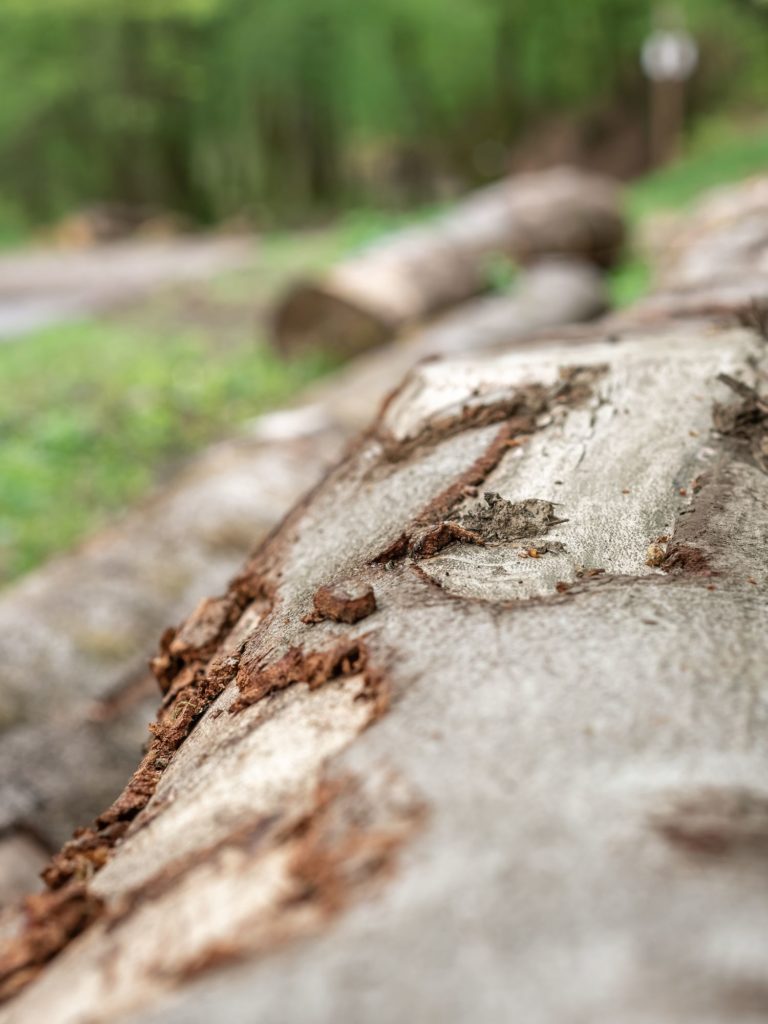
641;11;698;166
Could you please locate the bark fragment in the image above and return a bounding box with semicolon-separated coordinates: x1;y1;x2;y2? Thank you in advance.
377;363;604;463
408;522;485;559
452;493;565;544
372;365;605;567
41;582;273;893
231;639;384;716
310;581;377;624
736;297;768;341
652;787;768;858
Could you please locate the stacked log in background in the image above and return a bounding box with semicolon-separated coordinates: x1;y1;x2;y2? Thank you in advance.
273;167;624;357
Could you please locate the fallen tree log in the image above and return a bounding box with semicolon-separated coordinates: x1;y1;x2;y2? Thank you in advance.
407;256;607;357
2;313;767;1023
272;168;624;357
296;257;609;432
0;259;606;902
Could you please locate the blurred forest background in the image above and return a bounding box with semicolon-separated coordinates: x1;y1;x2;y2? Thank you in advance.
1;0;768;236
3;0;768;587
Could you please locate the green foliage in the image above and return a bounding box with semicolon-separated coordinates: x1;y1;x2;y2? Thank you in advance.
0;0;222;16
0;320;331;581
482;253;519;294
2;0;768;229
607;256;652;309
0;231;345;584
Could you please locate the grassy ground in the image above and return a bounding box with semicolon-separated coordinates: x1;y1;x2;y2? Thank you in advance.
0;318;330;583
0;220;406;584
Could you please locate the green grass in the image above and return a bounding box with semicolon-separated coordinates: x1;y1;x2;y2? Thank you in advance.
0;210;434;585
0;318;337;582
607;257;652;309
627;116;768;221
0;229;359;584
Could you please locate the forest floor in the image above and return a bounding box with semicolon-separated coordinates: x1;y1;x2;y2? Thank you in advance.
0;207;427;585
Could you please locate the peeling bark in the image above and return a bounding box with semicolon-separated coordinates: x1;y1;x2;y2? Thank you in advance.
309;582;377;625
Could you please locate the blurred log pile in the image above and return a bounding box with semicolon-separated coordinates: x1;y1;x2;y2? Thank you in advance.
1;171;768;1024
272;168;624;357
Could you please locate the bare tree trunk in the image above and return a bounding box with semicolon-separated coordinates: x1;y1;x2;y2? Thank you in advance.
2;308;766;1023
272;168;624;357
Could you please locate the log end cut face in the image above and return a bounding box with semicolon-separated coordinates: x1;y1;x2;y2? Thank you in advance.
272;282;393;359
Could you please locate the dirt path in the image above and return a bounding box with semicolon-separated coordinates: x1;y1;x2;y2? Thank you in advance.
0;235;256;340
